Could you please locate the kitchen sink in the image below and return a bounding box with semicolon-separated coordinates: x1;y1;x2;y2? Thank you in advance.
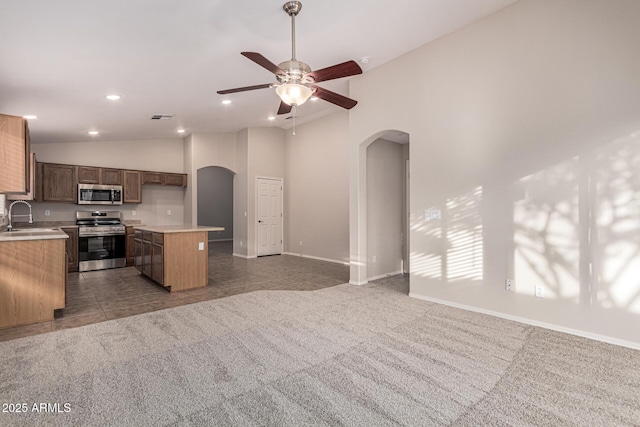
1;228;62;236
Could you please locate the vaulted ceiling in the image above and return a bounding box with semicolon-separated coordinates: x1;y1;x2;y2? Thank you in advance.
0;0;517;143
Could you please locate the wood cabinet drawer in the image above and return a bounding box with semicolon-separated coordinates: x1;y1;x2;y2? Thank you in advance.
134;230;143;239
142;231;152;241
152;232;164;245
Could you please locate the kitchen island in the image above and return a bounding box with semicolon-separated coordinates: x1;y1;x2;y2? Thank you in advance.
133;225;224;292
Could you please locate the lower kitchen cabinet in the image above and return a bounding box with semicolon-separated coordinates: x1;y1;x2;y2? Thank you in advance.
0;238;66;329
134;227;210;292
60;226;79;272
126;226;135;266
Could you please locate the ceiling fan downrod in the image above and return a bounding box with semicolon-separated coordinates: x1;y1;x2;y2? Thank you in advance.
283;1;302;61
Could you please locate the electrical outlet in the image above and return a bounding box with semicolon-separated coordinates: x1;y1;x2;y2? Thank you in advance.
535;285;545;298
372;255;377;263
166;209;172;216
45;209;51;216
132;210;137;216
299;241;303;246
505;279;514;291
240;240;243;246
198;242;204;251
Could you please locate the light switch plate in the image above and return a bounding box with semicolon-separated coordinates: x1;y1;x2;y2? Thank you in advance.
198;242;204;251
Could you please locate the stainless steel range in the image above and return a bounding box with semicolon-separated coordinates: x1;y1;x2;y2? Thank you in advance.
76;211;126;272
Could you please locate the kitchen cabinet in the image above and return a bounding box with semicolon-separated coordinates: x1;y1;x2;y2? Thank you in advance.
0;113;30;193
78;166;122;185
123;170;142;203
164;173;187;186
60;226;79;272
151;233;164;285
102;168;123;185
126;226;135;267
7;152;37;201
134;226;219;292
77;166;100;184
134;230;143;272
42;163;76;202
0;237;66;329
142;172;163;185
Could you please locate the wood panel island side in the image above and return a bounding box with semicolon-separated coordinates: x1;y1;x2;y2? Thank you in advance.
133;225;223;292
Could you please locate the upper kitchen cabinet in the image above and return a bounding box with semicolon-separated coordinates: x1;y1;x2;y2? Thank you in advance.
123;170;142;203
142;171;163;185
0;113;30;193
164;173;187;186
78;166;122;185
142;171;187;187
42;163;76;202
77;166;100;184
102;168;123;185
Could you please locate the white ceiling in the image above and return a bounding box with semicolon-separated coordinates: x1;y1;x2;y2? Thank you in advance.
0;0;517;143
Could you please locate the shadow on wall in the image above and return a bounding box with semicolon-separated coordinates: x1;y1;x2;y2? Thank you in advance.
197;166;234;241
410;129;640;317
514;131;640;314
411;186;484;282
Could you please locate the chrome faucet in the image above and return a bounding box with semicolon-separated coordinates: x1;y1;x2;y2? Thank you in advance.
7;200;33;231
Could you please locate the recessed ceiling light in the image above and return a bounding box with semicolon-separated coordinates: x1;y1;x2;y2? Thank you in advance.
88;131;99;136
177;129;186;133
106;94;121;100
23;115;38;120
310;96;318;101
221;100;232;105
359;56;370;64
267;116;275;121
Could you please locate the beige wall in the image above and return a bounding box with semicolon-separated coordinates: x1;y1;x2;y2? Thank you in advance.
284;112;350;263
349;0;640;347
31;138;185;225
367;138;405;278
33;138;184;172
233;129;249;256
246;127;286;258
183;132;237;225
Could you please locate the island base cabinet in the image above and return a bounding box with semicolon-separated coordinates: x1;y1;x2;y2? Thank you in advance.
136;230;208;292
0;239;66;329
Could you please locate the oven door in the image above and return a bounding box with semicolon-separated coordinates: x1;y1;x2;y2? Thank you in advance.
78;234;127;271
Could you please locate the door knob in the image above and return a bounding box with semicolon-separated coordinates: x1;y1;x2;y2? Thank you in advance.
258;220;264;223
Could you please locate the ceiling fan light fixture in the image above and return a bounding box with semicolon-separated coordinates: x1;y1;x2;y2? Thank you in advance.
276;83;313;106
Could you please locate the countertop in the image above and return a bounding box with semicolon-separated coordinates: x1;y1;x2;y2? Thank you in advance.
133;225;224;233
0;228;69;242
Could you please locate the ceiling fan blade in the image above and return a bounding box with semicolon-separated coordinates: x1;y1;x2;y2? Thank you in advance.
217;83;273;95
307;60;362;83
312;86;358;109
277;101;292;115
241;52;285;76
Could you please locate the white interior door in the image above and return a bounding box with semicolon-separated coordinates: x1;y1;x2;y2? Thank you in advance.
257;178;283;256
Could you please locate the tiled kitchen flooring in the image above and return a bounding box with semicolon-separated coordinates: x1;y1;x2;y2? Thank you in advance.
0;241;349;342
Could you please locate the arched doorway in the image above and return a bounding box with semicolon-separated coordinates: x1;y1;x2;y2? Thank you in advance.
197;166;235;246
350;130;410;285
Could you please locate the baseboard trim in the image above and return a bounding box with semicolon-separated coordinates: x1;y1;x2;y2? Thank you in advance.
368;270;403;281
208;238;232;242
409;293;640;351
232;253;256;259
349;280;368;286
283;252;349;266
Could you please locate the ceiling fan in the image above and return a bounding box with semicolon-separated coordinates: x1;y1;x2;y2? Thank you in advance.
217;1;363;116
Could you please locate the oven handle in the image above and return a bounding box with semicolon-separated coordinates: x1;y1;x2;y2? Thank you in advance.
79;232;126;237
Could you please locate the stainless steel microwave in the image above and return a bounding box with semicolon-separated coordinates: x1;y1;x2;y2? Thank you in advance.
77;183;123;205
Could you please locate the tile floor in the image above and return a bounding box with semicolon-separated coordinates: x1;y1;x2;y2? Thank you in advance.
0;241;349;342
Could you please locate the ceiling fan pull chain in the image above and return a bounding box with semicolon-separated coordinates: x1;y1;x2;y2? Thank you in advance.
292;105;297;135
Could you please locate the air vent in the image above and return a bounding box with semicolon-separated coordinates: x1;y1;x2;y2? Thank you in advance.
150;114;173;120
284;116;298;120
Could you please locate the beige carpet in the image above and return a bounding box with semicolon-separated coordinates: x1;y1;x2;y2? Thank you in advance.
0;275;638;426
